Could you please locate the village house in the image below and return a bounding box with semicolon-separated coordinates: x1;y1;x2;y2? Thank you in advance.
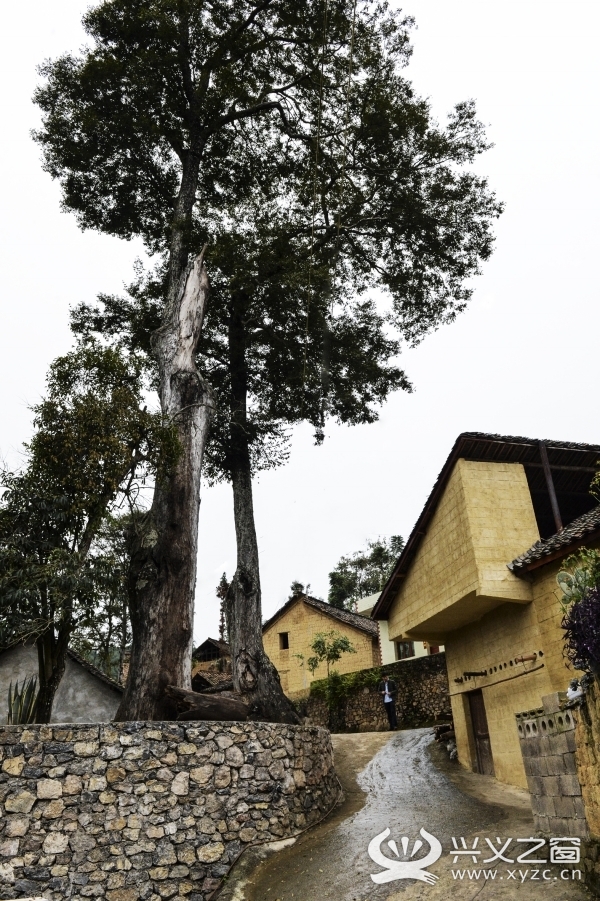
373;432;600;789
192;637;231;671
0;641;123;723
262;594;380;698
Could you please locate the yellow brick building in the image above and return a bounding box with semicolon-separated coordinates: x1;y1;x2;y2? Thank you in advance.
263;595;380;699
373;432;600;789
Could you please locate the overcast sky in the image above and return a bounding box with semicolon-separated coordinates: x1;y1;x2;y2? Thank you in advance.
1;0;599;644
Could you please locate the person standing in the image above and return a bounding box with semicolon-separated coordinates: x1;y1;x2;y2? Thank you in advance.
378;676;398;730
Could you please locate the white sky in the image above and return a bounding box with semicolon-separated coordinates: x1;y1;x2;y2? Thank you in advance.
1;0;599;644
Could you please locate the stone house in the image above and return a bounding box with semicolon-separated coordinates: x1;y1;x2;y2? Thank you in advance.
192;637;231;672
0;641;123;723
262;595;380;699
373;431;600;789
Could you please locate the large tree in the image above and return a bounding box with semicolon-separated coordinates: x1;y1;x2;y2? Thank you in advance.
34;0;382;720
36;0;501;720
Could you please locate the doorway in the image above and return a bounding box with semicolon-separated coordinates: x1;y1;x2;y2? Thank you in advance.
467;689;495;776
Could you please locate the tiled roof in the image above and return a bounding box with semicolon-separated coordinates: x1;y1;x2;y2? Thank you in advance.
0;640;124;692
191;667;233;688
262;595;379;637
193;637;230;656
66;648;124;693
509;506;600;574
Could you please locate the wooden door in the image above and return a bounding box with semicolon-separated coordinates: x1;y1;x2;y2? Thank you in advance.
468;689;495;776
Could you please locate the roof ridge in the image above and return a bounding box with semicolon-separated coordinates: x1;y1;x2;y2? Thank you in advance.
66;648;124;693
262;594;379;636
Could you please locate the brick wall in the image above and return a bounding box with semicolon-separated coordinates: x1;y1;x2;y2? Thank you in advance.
574;678;600;894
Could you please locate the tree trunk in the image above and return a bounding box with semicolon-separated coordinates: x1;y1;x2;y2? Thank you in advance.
115;251;215;721
35;625;70;723
226;292;300;724
165;685;248;721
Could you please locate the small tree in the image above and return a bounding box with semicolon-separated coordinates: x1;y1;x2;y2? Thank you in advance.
0;343;174;721
304;630;356;678
328;536;404;610
216;573;229;644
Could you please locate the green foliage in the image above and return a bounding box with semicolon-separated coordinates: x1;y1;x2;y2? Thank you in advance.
7;676;38;725
68;515;132;682
289;581;308;600
39;0;501;484
0;341;176;713
557;549;600;611
299;630;357;678
216;572;230;644
328;536;404;610
310;667;382;708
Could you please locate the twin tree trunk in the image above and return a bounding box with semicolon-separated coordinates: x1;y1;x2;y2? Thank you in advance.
115;252;215;721
226;292;299;724
116;231;297;722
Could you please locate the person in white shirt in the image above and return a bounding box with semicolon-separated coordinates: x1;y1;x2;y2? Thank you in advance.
378;677;398;730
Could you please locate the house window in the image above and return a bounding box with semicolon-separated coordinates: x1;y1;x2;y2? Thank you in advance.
396;640;414;660
279;632;290;650
428;645;440;655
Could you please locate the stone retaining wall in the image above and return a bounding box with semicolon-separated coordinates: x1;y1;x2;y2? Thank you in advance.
516;693;587;839
0;720;339;901
302;654;451;732
574;679;600;895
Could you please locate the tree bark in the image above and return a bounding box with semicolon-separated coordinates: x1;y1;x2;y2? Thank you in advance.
226;292;300;724
164;685;248;721
115;251;215;721
35;624;70;723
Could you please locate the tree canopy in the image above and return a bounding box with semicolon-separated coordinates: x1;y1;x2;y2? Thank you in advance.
32;0;502;720
0;343;171;719
328;535;404;610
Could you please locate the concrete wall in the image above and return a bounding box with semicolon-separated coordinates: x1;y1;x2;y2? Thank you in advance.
0;644;121;725
0;719;338;901
53;656;121;724
263;600;379;699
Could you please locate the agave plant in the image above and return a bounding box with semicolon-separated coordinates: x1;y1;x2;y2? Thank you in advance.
7;675;38;725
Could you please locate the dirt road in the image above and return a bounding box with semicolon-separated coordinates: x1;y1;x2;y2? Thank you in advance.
230;728;589;901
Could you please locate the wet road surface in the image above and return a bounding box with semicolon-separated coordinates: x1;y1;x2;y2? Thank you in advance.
236;729;589;901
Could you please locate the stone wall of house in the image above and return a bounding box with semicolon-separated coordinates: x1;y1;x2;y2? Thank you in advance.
574;679;600;895
516;693;587;838
0;720;339;901
301;653;451;732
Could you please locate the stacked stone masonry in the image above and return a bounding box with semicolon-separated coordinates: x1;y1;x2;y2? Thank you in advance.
516;694;587;839
303;654;451;732
574;678;600;895
0;720;339;901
